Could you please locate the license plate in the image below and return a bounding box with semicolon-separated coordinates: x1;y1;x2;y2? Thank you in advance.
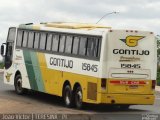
129;85;138;89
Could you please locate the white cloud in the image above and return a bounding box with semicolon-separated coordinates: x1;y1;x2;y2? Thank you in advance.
103;18;160;33
0;0;159;44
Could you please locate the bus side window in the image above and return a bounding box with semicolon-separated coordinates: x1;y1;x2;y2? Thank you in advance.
72;37;79;55
79;37;87;56
52;34;60;52
59;35;66;53
16;30;23;47
34;32;40;49
65;35;73;54
39;32;47;50
28;31;34;48
22;31;28;47
87;37;99;57
97;39;101;57
46;33;52;51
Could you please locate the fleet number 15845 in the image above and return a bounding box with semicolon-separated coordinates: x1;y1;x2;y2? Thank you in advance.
121;64;141;69
82;63;98;72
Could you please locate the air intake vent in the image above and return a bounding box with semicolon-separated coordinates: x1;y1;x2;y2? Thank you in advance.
87;82;97;100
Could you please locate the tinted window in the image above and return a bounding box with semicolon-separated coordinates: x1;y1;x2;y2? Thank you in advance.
22;31;28;47
39;33;47;50
15;29;102;59
59;35;66;53
28;31;34;48
72;37;79;55
79;37;87;55
52;34;59;52
8;28;16;42
65;36;73;54
97;39;101;57
46;33;52;51
6;42;13;57
34;32;40;49
87;37;99;57
16;30;23;47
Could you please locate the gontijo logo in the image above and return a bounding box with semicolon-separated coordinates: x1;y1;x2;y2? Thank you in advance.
5;72;12;82
120;36;145;47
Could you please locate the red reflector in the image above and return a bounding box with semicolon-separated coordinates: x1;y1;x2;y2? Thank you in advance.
110;80;146;85
110;81;120;84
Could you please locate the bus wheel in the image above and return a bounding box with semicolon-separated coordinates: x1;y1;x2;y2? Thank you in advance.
63;85;73;107
75;86;83;109
119;105;130;110
14;75;25;95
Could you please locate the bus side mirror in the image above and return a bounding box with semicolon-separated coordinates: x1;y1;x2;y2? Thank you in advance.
1;44;5;57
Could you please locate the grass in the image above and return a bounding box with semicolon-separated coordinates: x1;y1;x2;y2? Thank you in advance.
157;72;160;86
0;62;4;69
157;66;160;86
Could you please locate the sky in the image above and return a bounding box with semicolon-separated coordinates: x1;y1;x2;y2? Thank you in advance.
0;0;160;44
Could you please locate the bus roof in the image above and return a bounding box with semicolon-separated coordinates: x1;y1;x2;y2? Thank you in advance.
45;22;111;29
19;22;111;31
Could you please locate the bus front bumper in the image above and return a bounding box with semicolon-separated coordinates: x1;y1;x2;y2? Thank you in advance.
100;93;155;105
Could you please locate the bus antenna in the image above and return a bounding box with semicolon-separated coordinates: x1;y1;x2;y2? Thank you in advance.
96;11;119;24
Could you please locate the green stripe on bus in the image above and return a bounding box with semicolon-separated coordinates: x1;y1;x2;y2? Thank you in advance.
23;50;38;90
30;52;45;92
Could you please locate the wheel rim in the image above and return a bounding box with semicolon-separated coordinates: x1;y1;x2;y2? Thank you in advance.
65;89;71;105
76;89;82;107
17;78;22;92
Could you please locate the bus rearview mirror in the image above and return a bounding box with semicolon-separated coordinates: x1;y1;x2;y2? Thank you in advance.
1;44;5;57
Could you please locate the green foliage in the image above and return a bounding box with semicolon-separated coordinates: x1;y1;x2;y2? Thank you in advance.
157;66;160;86
0;61;4;69
158;49;160;56
157;37;160;49
157;36;160;86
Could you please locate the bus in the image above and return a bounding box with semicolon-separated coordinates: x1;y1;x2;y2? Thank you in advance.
1;22;157;109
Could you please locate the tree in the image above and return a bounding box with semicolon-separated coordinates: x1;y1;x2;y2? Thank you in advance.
156;35;160;85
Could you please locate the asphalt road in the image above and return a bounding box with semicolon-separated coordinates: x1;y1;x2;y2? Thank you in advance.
0;74;160;120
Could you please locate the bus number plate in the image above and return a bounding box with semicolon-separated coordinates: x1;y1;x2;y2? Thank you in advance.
121;64;141;69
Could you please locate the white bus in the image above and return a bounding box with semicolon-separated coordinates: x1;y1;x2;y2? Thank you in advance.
1;22;157;109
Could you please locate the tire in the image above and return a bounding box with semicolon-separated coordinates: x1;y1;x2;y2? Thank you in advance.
119;105;130;110
63;85;73;107
14;74;25;95
74;86;83;109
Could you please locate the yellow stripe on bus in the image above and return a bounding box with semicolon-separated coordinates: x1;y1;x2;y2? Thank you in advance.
37;53;61;95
